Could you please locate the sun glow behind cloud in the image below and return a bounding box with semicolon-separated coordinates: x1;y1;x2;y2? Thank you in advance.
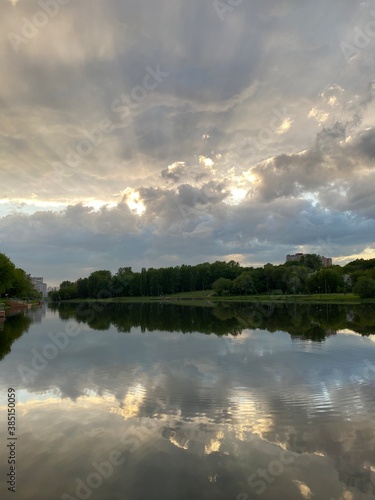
334;247;375;264
199;156;216;173
223;168;259;205
122;188;146;216
225;188;248;205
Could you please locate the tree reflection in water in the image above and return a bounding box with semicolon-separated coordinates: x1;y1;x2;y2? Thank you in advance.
48;302;375;339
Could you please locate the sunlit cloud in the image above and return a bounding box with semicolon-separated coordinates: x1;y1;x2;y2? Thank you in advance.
199;156;214;168
167;161;186;172
308;108;329;123
204;432;224;454
122;188;146;216
115;384;146;419
276;117;293;134
328;96;337;106
293;481;313;499
334;247;375;265
0;0;374;282
225;187;248;205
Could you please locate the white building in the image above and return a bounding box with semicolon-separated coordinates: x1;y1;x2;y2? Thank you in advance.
31;277;48;297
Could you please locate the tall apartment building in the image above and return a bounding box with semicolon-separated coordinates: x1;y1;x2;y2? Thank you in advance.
31;277;48;297
286;253;304;262
286;253;332;267
320;256;333;267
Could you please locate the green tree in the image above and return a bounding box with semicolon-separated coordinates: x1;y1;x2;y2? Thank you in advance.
76;277;89;298
57;281;78;300
179;265;197;292
7;268;35;298
0;253;16;295
212;278;233;296
307;268;343;294
60;280;75;289
353;277;375;299
111;268;134;297
87;270;112;298
318;268;344;293
233;272;255;295
283;266;308;294
211;260;241;282
300;254;323;271
195;262;212;290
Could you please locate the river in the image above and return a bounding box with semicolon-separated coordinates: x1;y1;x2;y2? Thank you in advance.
0;302;374;499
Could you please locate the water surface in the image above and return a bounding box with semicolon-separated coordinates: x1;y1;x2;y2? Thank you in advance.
0;303;375;499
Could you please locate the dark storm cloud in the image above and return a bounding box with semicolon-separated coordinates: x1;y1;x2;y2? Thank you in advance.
1;0;375;281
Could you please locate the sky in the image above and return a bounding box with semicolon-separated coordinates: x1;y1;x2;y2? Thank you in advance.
1;0;375;286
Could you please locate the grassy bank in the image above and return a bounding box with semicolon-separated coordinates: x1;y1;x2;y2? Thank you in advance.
157;292;372;305
0;298;44;310
56;291;375;306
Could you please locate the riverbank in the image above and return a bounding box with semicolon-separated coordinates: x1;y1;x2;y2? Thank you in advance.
1;299;42;310
55;292;375;306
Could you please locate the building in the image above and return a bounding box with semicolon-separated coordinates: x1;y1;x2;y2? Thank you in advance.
320;256;332;267
286;253;332;267
31;277;48;297
286;253;304;262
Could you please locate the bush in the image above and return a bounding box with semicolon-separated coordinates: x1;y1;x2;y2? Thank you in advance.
353;277;375;299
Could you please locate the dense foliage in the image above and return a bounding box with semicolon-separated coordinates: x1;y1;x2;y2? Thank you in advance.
49;255;375;300
353;277;375;299
50;260;242;300
0;253;40;299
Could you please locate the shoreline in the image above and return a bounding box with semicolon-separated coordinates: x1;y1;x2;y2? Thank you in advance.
51;293;375;306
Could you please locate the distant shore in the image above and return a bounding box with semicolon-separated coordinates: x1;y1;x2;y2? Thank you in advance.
53;292;375;306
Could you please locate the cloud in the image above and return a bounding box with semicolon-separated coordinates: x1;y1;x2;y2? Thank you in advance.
1;0;375;282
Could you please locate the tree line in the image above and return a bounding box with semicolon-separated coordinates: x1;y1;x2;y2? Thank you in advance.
50;260;242;300
49;255;375;300
0;253;40;299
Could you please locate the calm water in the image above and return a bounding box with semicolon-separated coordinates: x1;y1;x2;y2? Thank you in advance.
1;302;375;500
